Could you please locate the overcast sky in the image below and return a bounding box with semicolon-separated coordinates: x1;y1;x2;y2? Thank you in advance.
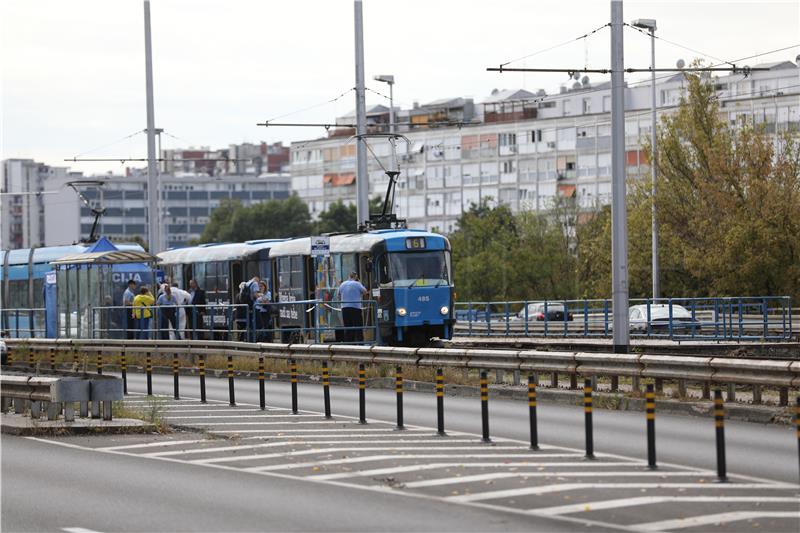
2;0;798;176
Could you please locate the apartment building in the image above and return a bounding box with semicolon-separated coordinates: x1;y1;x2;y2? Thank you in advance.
289;61;800;233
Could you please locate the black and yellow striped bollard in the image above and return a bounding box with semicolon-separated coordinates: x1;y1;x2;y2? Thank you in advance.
436;368;446;436
395;366;404;430
120;353;128;395
714;389;727;482
146;353;153;396
72;348;78;365
28;348;34;370
227;354;235;406
49;348;55;371
290;359;298;414
258;356;266;410
646;383;657;469
97;354;103;375
528;374;539;450
480;370;490;443
7;347;13;366
358;363;366;424
199;354;207;403
584;378;595;459
172;354;180;399
322;360;331;419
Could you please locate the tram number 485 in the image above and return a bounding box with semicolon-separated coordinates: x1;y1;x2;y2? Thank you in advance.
417;295;430;302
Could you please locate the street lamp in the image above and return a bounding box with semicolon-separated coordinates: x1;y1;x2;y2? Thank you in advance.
373;75;395;134
632;18;659;301
373;75;400;214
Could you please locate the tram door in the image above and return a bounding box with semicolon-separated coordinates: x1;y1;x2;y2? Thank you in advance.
181;265;193;290
359;254;376;342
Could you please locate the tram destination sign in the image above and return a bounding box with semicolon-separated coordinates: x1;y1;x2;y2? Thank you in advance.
310;235;330;257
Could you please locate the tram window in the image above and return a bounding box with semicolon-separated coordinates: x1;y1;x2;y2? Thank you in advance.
8;280;27;308
290;256;304;288
193;263;206;291
32;279;44;308
341;253;357;282
278;257;291;288
378;256;391;285
245;260;260;281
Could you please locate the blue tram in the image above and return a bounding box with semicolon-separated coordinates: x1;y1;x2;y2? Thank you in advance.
269;229;454;346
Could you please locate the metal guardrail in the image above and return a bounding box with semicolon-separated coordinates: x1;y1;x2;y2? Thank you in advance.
455;297;794;342
5;338;799;388
0;370;123;421
0;308;47;339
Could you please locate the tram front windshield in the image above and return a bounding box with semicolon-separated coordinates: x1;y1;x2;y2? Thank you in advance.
387;251;450;287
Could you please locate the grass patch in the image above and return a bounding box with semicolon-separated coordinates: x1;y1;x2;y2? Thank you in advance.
113;396;169;432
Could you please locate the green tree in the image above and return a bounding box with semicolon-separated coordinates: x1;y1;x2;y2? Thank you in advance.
199;196;312;243
315;199;357;234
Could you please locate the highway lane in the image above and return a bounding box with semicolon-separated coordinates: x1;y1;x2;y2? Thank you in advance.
126;372;798;484
1;434;581;533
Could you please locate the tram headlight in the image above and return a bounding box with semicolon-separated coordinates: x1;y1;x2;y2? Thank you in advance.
397;307;407;317
440;306;449;315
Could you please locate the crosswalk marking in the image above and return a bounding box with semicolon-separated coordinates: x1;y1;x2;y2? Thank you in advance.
211;428;431;434
189;445;540;465
633;511;800;531
248;454;599;473
161;414;320;419
535;496;800;516
402;471;706;488
144;439;484;458
449;483;800;503
97;439;212;452
307;461;646;481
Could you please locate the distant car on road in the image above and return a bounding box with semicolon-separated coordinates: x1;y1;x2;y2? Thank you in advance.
629;303;695;332
514;302;573;322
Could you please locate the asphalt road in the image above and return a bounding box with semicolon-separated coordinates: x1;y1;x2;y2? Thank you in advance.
2;372;798;532
131;372;797;483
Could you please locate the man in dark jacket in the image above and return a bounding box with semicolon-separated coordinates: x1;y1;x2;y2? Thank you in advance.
188;279;207;340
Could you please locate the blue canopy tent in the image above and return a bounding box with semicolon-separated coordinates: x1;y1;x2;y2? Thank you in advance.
47;242;161;339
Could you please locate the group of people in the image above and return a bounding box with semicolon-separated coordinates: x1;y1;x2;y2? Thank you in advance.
120;271;368;343
122;279;206;340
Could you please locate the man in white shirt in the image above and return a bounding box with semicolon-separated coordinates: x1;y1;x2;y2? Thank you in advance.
171;283;193;339
122;280;137;340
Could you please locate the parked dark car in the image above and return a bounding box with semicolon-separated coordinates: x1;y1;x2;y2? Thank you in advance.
514;302;573;322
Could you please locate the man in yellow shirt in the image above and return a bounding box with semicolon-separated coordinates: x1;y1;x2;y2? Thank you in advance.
132;287;155;339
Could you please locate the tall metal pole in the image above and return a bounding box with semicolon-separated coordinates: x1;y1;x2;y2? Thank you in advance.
388;81;398;175
610;0;629;352
354;0;369;227
649;26;659;301
144;0;160;253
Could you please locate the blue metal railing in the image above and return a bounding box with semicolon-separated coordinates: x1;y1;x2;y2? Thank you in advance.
453;296;794;342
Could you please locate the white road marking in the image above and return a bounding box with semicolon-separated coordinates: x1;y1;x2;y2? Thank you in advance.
145;439;484;458
211;428;427;434
633;511;800;531
168;420;374;426
308;462;646;481
62;528;104;533
97;439;213;452
248;454;598;473
535;496;800;516
402;471;706;488
161;408;291;413
161;414;320;419
449;483;800;503
191;445;538;465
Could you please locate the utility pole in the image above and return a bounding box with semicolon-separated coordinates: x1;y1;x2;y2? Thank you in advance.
633;18;659;301
610;0;629;352
144;0;160;253
354;0;369;228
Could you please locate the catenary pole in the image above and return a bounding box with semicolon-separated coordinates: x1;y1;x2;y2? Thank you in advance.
611;0;629;352
144;0;160;253
649;25;659;301
354;0;369;228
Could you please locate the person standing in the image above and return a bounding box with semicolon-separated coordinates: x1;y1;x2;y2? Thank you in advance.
337;272;367;343
171;283;192;338
188;279;206;339
157;285;181;340
132;287;155;340
254;280;273;342
122;279;137;340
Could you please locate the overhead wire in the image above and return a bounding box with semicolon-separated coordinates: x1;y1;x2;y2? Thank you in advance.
499;23;610;68
624;23;731;66
263;88;355;123
71;130;144;159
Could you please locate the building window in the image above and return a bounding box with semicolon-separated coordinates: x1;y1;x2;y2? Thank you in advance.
582;98;591;114
603;96;611;112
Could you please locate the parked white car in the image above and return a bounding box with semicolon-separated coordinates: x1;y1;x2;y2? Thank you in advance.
628;304;695;332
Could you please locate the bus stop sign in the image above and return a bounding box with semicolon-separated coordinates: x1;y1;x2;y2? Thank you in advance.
311;236;330;257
